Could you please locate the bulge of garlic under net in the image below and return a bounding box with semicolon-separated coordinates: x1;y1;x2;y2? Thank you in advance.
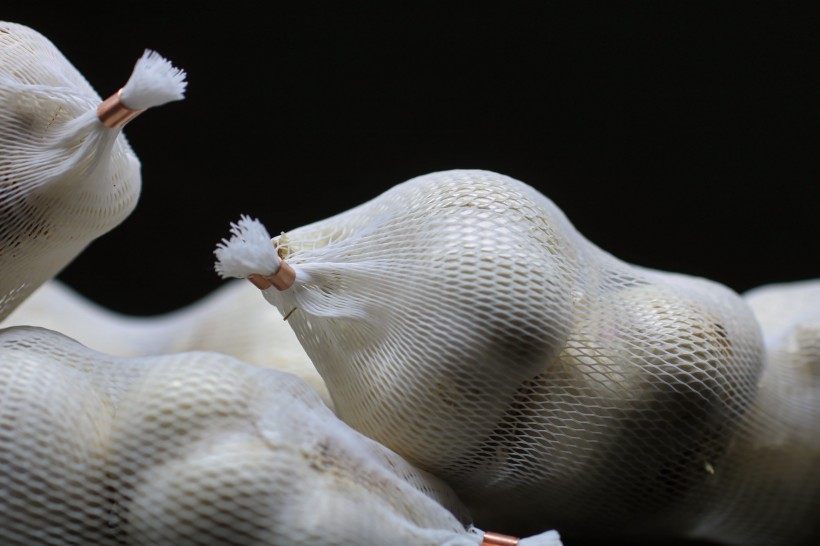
0;326;518;546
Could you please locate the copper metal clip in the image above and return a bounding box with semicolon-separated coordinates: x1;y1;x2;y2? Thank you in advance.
97;90;146;128
482;531;520;546
246;261;297;291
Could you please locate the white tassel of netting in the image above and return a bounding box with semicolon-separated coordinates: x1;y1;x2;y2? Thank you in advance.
215;216;283;280
119;50;187;109
517;531;563;546
97;48;186;127
215;215;310;291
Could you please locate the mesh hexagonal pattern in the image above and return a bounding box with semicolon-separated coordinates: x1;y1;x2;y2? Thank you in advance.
238;169;818;545
0;326;563;546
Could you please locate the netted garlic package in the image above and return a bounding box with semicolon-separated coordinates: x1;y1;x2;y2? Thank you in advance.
0;21;185;320
216;170;818;544
0;326;561;546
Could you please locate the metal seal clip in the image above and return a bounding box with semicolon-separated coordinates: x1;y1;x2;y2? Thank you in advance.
247;261;297;291
97;90;146;128
482;531;520;546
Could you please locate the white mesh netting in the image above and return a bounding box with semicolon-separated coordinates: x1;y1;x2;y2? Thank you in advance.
0;21;184;320
0;326;567;545
2;279;332;407
217;169;820;545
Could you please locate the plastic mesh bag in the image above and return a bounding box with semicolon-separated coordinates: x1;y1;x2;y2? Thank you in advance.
216;169;819;544
685;280;820;545
2;279;332;406
0;21;185;320
0;325;561;545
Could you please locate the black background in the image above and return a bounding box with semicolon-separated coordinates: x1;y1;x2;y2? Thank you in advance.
5;2;819;316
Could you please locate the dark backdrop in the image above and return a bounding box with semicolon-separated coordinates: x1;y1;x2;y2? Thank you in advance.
5;2;819;315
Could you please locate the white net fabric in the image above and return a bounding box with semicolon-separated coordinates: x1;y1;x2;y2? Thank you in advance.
0;326;566;545
0;21;183;320
2;280;332;406
220;170;819;544
694;281;820;545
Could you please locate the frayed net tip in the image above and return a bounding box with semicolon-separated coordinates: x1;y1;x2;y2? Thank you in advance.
214;215;281;279
119;49;187;110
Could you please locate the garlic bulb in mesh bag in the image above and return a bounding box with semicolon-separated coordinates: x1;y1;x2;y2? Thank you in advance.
215;170;818;544
2;279;332;406
0;21;185;319
685;280;820;545
0;326;561;546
